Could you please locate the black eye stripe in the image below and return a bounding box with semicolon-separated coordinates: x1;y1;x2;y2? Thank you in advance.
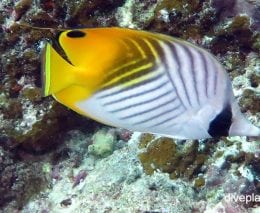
67;30;86;38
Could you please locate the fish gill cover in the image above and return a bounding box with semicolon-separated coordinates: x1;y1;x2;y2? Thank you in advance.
0;0;259;212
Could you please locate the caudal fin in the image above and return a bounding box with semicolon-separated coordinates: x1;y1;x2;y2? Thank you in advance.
41;42;77;96
229;113;260;137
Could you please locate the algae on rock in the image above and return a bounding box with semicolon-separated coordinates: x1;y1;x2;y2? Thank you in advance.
138;136;208;180
88;130;116;158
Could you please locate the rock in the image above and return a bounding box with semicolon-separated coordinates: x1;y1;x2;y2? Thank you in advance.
88;130;116;158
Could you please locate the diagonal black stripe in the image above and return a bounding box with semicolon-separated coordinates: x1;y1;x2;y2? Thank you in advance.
133;102;182;126
163;41;190;108
146;37;166;62
97;73;165;99
207;56;218;96
198;50;209;98
103;37;157;83
145;36;186;110
135;37;157;61
179;44;200;105
107;88;172;112
102;79;169;106
97;36;180;105
120;97;177;120
103;38;144;78
149;106;185;128
103;58;152;84
100;62;157;91
211;57;218;95
122;37;144;58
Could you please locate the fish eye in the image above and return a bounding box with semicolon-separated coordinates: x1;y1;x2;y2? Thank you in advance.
66;30;86;38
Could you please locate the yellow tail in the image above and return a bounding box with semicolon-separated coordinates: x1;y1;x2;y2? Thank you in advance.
41;42;77;96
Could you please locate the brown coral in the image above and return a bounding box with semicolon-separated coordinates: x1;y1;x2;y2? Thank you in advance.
138;136;208;179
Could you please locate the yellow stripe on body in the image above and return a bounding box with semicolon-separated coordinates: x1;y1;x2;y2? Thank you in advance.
103;38;150;82
104;59;143;79
121;70;161;89
102;62;154;89
143;38;160;63
126;38;147;59
101;37;161;90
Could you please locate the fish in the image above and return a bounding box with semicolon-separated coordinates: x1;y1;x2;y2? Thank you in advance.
41;27;260;139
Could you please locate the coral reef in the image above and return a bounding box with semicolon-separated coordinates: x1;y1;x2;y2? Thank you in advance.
138;136;208;180
0;0;259;212
0;0;122;153
0;146;48;210
239;89;260;114
19;133;259;212
21;133;199;213
149;0;217;39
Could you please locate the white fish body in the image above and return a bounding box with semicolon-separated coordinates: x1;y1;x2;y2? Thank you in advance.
42;28;260;139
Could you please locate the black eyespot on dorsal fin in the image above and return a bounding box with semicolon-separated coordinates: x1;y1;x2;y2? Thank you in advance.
208;104;232;137
67;30;86;38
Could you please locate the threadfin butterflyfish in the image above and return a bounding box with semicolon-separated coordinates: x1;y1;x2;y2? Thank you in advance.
41;27;260;139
